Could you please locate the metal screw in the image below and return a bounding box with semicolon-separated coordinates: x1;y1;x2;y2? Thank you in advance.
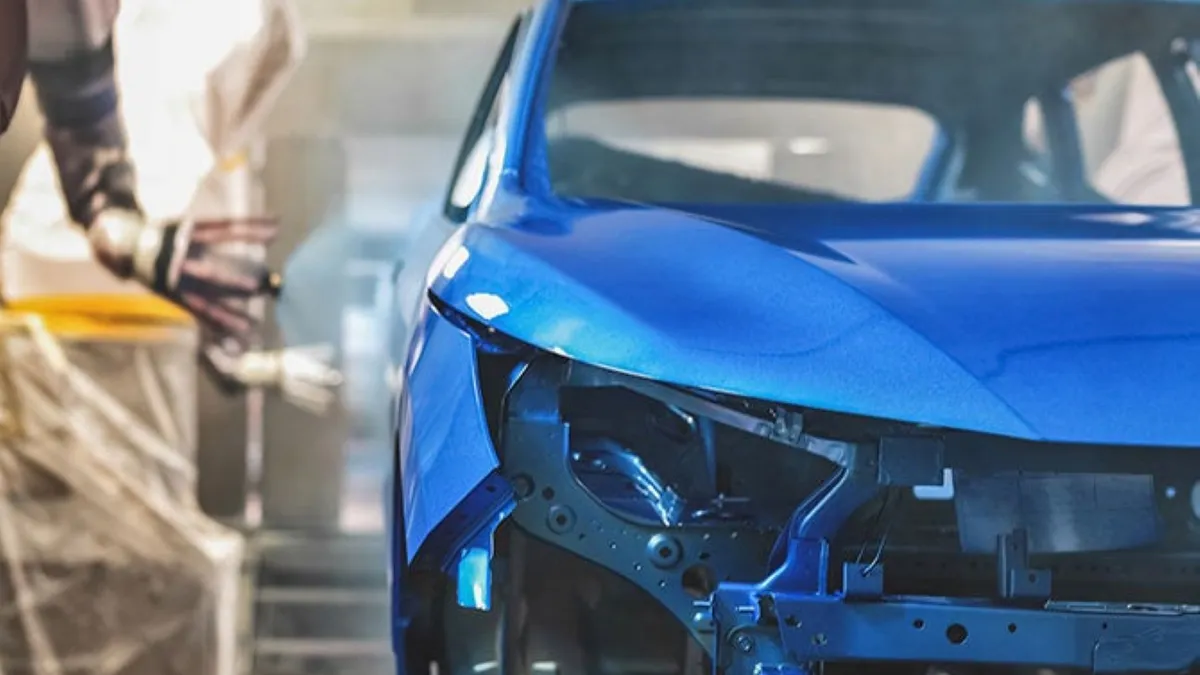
734;634;755;654
510;475;534;500
647;534;683;569
547;505;576;534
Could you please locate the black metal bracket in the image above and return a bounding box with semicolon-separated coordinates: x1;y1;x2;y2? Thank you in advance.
500;360;775;652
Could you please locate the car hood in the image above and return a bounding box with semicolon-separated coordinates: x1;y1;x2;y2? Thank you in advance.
430;201;1200;447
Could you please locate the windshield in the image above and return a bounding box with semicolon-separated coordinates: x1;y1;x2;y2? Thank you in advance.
541;1;1199;207
547;99;940;203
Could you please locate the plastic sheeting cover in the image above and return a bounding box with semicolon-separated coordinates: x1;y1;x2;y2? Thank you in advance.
0;314;241;675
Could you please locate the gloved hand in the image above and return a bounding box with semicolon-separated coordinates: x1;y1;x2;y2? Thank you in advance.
87;207;281;343
42;109;343;413
46;112;283;344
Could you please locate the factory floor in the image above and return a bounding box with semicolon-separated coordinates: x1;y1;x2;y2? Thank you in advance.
242;530;392;675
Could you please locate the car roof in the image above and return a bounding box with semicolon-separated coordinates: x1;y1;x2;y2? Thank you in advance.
548;0;1200;122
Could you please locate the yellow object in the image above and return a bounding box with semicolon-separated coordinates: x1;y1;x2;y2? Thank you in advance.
4;294;195;342
218;150;249;172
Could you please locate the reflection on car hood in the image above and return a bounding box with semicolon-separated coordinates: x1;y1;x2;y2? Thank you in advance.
431;202;1200;447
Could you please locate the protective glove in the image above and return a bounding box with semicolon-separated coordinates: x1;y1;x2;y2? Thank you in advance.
46;113;282;344
44;109;345;413
91;208;282;335
88;206;282;343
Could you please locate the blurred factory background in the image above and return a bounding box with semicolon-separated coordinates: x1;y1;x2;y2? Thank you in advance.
253;0;525;535
0;3;530;674
213;4;524;674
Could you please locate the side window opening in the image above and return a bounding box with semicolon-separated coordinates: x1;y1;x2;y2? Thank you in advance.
545;99;941;204
1020;98;1054;191
448;101;501;211
1083;52;1188;205
1025;51;1191;206
443;18;524;222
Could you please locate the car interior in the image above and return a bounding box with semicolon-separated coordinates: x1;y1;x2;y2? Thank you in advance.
544;96;1128;207
539;1;1200;208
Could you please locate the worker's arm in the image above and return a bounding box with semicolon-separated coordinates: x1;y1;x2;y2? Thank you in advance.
25;0;283;344
19;2;339;409
26;0;131;223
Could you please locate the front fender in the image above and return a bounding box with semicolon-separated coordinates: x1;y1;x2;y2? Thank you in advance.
394;300;499;565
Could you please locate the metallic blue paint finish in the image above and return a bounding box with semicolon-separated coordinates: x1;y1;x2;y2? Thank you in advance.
501;0;564;183
391;1;1200;670
387;0;567;598
432;201;1200;447
394;301;498;562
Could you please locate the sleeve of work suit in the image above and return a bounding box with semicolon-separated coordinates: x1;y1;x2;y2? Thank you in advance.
24;0;139;227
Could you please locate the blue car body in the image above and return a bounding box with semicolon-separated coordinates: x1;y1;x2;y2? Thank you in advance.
431;201;1200;448
391;1;1200;673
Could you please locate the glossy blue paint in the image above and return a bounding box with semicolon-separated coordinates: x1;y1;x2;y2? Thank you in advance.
394;299;497;563
392;0;1200;668
387;0;568;571
500;0;564;182
432;201;1200;447
426;0;1200;454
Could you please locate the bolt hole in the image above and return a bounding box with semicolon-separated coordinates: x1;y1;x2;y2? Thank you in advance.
784;615;799;628
913;619;925;630
578;533;586;540
1102;622;1109;630
485;484;496;493
946;624;968;645
699;552;711;560
554;514;568;527
681;564;716;599
542;487;555;500
1007;623;1017;634
659;547;673;559
1028;573;1037;582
